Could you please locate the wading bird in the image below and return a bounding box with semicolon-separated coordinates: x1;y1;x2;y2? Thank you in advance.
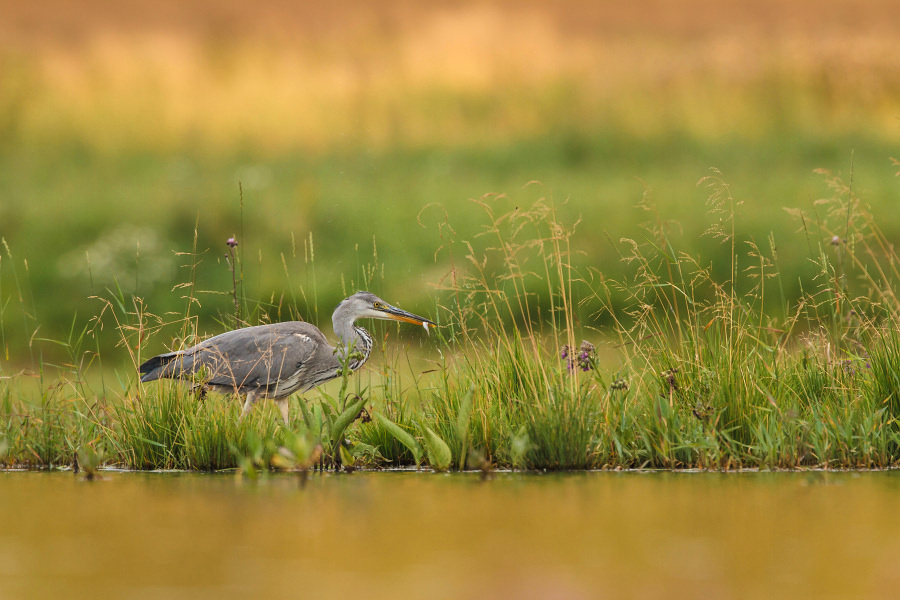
138;291;434;423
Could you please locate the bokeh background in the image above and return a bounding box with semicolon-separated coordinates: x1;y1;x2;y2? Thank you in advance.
1;0;899;364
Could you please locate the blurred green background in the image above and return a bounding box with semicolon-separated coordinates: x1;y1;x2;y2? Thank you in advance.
1;0;899;367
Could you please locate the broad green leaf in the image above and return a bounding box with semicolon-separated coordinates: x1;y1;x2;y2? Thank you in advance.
422;426;452;472
331;395;367;444
281;430;317;465
320;393;339;414
298;399;314;432
374;412;423;464
456;385;475;470
349;441;381;462
310;404;324;442
339;444;355;468
510;426;531;469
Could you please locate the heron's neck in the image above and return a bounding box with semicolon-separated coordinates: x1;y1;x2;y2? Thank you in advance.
333;319;373;371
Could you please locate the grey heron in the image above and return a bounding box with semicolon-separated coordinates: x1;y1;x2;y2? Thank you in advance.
138;291;435;423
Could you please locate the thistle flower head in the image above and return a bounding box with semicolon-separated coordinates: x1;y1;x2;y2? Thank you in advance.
561;340;596;372
577;340;595;371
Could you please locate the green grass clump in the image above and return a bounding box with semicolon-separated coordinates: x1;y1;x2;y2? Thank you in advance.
0;383;104;468
394;165;900;471
111;383;285;471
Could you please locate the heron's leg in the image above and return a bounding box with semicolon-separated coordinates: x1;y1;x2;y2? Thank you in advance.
240;390;258;420
275;398;290;425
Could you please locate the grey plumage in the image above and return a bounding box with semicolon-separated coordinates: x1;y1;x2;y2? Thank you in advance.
139;291;434;422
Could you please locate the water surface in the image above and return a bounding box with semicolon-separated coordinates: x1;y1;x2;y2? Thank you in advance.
1;470;898;599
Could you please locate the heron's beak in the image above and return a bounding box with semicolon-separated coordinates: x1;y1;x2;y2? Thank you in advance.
379;304;437;333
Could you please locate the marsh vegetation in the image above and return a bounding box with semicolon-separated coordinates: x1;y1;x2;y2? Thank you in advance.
3;165;900;471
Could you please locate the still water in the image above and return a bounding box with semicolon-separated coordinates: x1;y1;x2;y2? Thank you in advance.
1;470;898;599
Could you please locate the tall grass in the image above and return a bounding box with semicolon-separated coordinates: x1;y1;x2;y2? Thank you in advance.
2;165;900;471
397;164;900;470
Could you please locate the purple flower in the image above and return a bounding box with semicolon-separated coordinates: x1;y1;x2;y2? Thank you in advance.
226;237;238;248
561;341;595;372
578;341;595;371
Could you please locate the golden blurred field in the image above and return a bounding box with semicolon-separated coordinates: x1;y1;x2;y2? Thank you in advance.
3;0;899;151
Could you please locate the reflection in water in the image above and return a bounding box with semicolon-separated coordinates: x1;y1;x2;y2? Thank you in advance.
1;471;899;599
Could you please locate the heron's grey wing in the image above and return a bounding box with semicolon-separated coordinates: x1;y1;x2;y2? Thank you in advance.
193;323;327;392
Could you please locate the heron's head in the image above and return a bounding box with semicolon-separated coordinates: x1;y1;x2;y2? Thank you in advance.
335;291;436;332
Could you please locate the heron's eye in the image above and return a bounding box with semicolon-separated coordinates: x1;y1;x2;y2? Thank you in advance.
373;302;384;309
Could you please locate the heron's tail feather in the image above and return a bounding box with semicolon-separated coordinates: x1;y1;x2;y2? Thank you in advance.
139;351;186;382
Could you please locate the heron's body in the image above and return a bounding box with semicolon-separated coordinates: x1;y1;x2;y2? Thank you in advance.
138;291;433;422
